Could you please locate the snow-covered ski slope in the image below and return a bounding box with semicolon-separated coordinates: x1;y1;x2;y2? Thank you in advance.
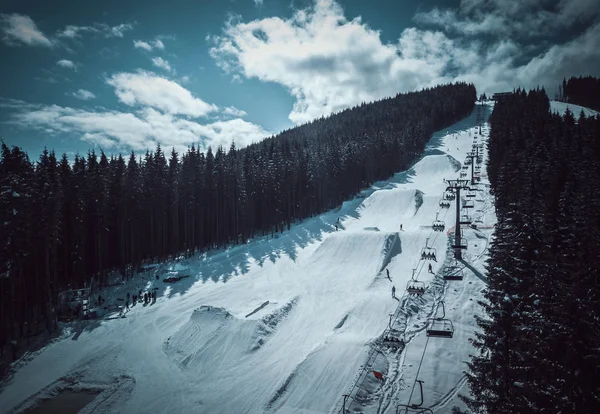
0;102;497;414
550;100;598;117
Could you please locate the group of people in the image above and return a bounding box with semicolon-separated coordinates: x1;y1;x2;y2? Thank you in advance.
408;285;426;294
124;290;157;310
422;251;437;261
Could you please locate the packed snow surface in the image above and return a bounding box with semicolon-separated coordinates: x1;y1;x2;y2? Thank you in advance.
0;102;497;413
550;100;598;117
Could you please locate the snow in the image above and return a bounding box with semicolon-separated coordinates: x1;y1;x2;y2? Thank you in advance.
0;102;497;414
550;100;599;117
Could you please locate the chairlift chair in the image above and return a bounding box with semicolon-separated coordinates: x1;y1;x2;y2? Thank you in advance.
463;200;475;209
443;266;464;281
444;191;455;201
460;172;467;178
466;190;476;198
406;280;426;295
439;200;450;208
420;243;437;261
381;333;406;349
451;237;468;250
426;301;454;338
396;380;433;414
460;214;472;225
432;213;445;232
406;268;426;295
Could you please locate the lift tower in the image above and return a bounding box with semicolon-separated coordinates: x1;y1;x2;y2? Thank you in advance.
445;179;470;259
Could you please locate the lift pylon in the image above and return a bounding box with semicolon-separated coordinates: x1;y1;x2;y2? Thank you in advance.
445;179;470;259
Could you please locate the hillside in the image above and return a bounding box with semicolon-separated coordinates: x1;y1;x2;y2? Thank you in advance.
0;101;495;413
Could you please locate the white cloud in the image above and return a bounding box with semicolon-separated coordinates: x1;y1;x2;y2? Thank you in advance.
56;22;134;40
106;70;218;117
133;38;166;51
152;57;172;72
152;39;165;49
71;89;96;100
57;25;98;38
107;23;133;38
134;40;153;51
5;100;269;153
1;13;53;47
210;0;452;124
57;59;76;70
222;106;247;117
209;0;600;123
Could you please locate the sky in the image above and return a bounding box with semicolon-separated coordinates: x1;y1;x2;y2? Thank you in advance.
1;0;599;159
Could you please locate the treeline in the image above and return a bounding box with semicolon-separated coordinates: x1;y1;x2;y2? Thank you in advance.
556;75;600;111
463;88;600;412
0;82;476;360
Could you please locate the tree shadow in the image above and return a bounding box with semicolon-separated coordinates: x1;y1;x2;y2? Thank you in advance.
65;105;490;324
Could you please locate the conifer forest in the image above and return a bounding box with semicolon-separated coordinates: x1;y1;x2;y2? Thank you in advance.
0;82;476;361
463;87;600;412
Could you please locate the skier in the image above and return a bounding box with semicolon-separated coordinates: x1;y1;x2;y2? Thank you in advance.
391;286;396;298
125;300;129;310
400;224;403;231
335;224;338;231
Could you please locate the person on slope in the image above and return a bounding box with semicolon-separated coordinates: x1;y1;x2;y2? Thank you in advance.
392;286;396;298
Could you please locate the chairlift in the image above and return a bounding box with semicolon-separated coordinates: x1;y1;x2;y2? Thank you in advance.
463;200;475;209
460;214;472;225
426;301;454;338
396;380;433;414
432;213;445;232
466;190;476;198
381;333;406;350
439;200;450;209
406;269;426;295
443;266;464;281
451;237;468;250
444;191;455;201
460;172;467;178
420;239;437;261
462;165;469;170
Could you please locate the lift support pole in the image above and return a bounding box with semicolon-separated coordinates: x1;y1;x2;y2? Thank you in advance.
446;179;470;259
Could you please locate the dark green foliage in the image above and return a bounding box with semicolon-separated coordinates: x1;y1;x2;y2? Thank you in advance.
0;82;476;362
556;76;600;111
463;89;600;412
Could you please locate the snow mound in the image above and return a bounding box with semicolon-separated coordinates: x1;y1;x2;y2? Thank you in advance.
550;100;598;117
412;154;462;178
357;188;419;230
164;300;300;371
164;306;254;371
306;231;400;285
